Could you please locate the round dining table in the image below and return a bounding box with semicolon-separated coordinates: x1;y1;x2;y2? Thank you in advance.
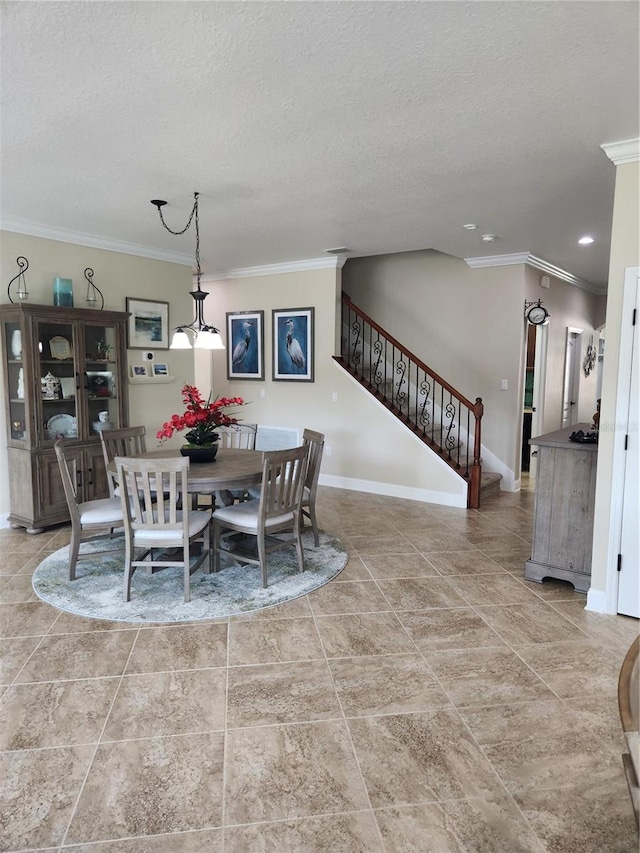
107;447;264;495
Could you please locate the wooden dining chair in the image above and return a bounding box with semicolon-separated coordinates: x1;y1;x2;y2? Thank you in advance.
54;440;125;580
115;455;212;603
206;423;257;508
300;428;325;546
212;444;309;588
100;425;147;497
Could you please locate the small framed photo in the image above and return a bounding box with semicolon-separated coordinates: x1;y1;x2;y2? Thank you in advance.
131;364;150;378
272;307;314;382
227;310;265;380
126;298;170;350
152;363;168;377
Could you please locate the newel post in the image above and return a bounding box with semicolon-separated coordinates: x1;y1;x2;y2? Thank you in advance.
468;397;483;509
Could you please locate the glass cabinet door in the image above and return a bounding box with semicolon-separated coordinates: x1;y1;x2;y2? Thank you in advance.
36;319;79;444
4;319;28;443
82;323;122;435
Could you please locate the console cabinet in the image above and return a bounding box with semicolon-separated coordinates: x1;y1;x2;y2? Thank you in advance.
525;423;598;593
0;303;129;532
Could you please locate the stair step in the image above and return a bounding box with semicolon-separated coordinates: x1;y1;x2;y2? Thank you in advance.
480;471;502;499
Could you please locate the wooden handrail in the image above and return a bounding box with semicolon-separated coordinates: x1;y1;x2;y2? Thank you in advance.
342;294;477;411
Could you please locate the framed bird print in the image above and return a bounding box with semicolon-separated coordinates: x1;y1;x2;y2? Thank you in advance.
272;307;314;382
226;310;265;380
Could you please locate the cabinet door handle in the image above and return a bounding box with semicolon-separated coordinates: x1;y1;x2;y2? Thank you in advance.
88;467;93;486
75;372;81;390
76;469;83;488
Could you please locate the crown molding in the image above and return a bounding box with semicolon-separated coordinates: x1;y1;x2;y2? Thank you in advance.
0;219;193;266
601;138;640;166
464;252;602;294
201;255;346;282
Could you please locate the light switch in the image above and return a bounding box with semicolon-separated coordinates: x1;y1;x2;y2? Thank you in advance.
260;389;266;399
332;392;338;402
500;379;508;390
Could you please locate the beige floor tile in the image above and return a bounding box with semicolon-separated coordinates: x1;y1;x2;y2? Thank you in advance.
360;552;439;579
0;551;40;575
0;635;41;684
0;601;59;637
227;660;341;727
65;733;225;844
225;812;384;852
229;594;313;620
424;646;554;708
513;778;638;853
329;654;451;717
461;531;529;550
375;576;469;610
446;573;541;606
308;580;392;615
15;630;138;682
404;531;477;552
103;668;226;740
374;798;546;853
0;677;119;749
224;720;369;825
346;534;417;556
0;572;38;602
514;639;621;698
1;744;94;850
315;612;417;658
348;709;505;807
228;616;325;665
549;600;639;657
125;622;228;673
522;577;586;601
424;549;507;576
475;602;587;645
479;546;531;573
62;828;224;851
331;554;373;581
398;607;505;652
562;694;628;757
49;612;140;634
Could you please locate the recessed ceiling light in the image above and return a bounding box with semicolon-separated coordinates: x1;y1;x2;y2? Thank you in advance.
481;234;496;243
463;223;477;230
578;236;594;245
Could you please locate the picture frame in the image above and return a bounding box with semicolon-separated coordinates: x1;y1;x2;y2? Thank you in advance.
131;364;150;378
227;310;265;380
126;297;169;350
272;307;314;382
152;362;168;376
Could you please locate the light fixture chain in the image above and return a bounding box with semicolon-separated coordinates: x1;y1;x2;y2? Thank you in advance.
156;192;199;237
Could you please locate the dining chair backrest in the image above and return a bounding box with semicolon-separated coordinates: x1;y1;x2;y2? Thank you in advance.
100;426;147;497
302;428;324;492
115;455;187;538
258;444;309;528
217;423;257;450
54;439;81;525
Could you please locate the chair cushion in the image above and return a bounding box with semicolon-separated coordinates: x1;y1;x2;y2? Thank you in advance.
213;499;295;531
79;498;124;525
132;510;210;542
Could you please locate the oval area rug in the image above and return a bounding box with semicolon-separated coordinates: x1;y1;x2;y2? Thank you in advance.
32;530;347;623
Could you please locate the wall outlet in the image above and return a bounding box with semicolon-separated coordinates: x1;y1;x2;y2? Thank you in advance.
260;388;266;399
325;444;332;456
500;379;508;390
331;391;338;402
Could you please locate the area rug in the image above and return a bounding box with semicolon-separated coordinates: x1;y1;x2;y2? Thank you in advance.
31;531;347;623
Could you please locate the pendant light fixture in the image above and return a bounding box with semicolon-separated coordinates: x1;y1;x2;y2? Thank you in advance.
150;192;225;350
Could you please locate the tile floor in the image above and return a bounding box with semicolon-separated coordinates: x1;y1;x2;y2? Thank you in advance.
1;485;638;852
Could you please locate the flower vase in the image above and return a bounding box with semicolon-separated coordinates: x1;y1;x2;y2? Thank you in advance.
180;444;218;463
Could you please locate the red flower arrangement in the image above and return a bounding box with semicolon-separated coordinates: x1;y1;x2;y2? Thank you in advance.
157;384;246;448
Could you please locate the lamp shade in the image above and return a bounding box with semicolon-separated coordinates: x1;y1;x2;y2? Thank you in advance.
194;328;225;350
170;329;192;349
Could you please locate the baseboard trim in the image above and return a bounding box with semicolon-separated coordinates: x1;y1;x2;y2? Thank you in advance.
586;587;610;614
0;512;11;529
318;473;467;508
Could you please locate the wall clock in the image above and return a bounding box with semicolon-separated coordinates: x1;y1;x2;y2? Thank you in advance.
525;302;549;325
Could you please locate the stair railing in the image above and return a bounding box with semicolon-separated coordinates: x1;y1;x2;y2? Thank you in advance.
335;294;483;508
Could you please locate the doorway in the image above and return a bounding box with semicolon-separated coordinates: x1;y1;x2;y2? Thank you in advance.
521;321;548;480
562;327;583;428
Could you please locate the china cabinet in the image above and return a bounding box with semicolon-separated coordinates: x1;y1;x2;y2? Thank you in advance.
0;303;129;532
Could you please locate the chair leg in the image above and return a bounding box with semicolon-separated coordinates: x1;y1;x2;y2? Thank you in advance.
123;544;134;602
257;533;268;588
183;543;190;603
308;503;320;548
68;524;81;581
294;521;306;575
213;522;221;573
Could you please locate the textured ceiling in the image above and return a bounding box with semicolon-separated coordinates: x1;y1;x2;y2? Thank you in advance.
1;1;638;290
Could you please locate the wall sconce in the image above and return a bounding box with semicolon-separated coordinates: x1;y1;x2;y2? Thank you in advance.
7;256;29;303
150;191;225;350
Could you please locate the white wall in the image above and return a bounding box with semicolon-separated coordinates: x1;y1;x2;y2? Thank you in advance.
591;160;640;608
0;230;195;516
202;266;467;505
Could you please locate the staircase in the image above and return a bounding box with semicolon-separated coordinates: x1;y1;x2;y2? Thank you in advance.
334;294;501;508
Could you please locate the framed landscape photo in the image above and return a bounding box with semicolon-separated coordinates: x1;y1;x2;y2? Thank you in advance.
227;310;265;380
272;307;314;382
152;362;168;376
126;298;169;350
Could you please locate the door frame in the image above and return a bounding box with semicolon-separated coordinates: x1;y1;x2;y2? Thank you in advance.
561;326;583;427
529;321;549;478
602;267;639;614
